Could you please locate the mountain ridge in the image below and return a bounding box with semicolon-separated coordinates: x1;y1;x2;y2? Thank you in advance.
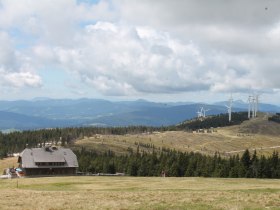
0;98;279;130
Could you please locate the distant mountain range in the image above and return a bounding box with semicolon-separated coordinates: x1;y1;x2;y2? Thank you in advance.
0;98;279;131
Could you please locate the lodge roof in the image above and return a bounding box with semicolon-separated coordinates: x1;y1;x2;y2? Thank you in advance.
19;147;79;168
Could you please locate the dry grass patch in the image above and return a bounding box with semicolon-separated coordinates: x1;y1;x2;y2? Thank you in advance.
1;176;280;210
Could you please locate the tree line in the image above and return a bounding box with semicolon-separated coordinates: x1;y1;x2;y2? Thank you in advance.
76;148;280;178
268;113;280;123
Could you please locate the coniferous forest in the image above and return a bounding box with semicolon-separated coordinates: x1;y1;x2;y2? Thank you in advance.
2;137;280;179
76;148;280;178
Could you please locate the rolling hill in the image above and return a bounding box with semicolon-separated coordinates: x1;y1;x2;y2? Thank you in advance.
73;115;280;157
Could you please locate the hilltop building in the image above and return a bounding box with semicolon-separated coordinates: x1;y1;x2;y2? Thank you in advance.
18;146;78;176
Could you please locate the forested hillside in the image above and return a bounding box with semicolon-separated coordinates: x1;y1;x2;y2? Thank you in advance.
0;112;254;159
0;112;250;158
178;112;248;130
0;126;159;158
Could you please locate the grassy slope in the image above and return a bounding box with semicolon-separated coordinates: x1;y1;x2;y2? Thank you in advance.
73;116;280;157
0;176;280;210
0;157;18;174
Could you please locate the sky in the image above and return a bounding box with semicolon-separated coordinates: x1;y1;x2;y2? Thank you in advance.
0;0;280;104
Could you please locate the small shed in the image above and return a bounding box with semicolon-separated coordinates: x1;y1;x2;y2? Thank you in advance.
18;146;79;176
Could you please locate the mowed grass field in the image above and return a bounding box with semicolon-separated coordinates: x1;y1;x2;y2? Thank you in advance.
74;117;280;157
0;176;280;210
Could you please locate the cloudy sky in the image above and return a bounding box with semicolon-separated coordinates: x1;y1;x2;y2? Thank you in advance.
0;0;280;104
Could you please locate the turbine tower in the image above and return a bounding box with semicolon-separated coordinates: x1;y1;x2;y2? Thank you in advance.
254;94;260;117
251;96;256;118
197;106;209;119
225;94;233;122
248;95;252;119
203;108;210;118
248;93;260;119
197;108;203;118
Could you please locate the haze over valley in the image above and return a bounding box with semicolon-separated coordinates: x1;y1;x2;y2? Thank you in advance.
0;98;279;130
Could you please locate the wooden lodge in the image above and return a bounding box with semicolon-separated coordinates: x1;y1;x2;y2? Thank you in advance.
18;146;79;176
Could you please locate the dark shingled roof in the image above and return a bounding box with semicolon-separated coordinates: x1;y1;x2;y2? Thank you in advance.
19;147;79;168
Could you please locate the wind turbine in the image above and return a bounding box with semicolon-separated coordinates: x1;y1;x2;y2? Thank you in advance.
197;106;203;118
197;109;203;118
254;94;260;117
197;106;209;119
225;94;233;122
248;95;252;119
203;108;210;118
251;96;256;118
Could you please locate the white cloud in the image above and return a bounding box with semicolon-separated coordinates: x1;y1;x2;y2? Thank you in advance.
2;71;42;88
118;0;280;29
33;22;211;95
0;31;16;71
0;31;42;89
0;0;280;103
31;18;280;96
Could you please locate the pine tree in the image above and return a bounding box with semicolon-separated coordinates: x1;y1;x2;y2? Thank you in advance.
241;149;251;177
250;150;259;178
270;151;279;178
